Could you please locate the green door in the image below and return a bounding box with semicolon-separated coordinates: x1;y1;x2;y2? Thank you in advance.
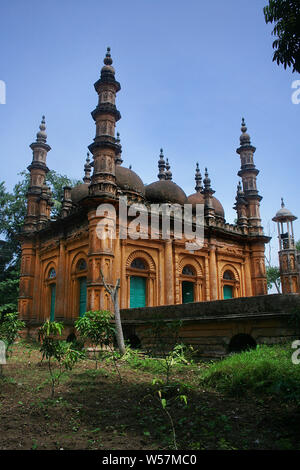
50;284;56;321
79;277;87;317
223;285;233;299
182;281;194;303
130;276;146;308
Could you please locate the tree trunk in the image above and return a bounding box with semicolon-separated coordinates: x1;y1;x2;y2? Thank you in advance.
100;270;126;356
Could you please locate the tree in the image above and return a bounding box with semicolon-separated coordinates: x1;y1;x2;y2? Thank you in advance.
38;320;83;397
266;265;281;293
296;239;300;252
264;0;300;73
100;269;126;356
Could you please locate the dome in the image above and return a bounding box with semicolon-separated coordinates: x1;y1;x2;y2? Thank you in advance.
116;166;145;195
272;201;297;222
145;180;187;205
187;192;225;218
71;183;89;204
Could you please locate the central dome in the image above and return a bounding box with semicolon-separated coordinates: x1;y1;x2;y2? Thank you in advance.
145;180;187;205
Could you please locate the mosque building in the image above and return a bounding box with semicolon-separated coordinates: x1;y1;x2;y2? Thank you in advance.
18;48;270;325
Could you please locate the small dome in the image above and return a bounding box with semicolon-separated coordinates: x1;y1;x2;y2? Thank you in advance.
116;166;145;195
145;180;187;205
187;192;225;218
71;183;89;204
272;199;297;222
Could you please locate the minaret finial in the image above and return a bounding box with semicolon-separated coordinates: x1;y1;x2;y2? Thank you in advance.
239;117;251;146
158;148;166;180
104;46;113;66
281;197;285;208
165;158;172;180
83;151;92;184
115;131;123;165
195;162;202;192
36;115;47;143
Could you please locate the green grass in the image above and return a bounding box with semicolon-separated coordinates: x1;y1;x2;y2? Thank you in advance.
199;343;300;402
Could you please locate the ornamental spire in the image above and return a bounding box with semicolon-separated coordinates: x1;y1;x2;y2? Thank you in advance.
195;162;202;192
36;115;48;144
115;132;123;165
157;148;166;180
83;152;92;184
165;158;172;180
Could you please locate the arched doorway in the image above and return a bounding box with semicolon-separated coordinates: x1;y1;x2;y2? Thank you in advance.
181;265;196;303
129;258;148;308
228;334;256;353
76;259;87;317
222;269;238;299
48;267;56;321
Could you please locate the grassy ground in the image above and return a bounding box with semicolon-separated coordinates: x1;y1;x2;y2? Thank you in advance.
0;340;300;450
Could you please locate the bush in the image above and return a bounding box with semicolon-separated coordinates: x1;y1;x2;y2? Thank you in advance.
199;344;300;403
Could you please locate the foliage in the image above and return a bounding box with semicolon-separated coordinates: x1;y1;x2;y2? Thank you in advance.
200;343;300;403
75;310;116;370
266;265;281;293
0;312;25;356
38;320;84;397
264;0;300;73
296;239;300;252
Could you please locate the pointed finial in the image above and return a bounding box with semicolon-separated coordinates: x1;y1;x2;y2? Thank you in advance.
158;148;166;180
104;46;113;66
281;197;285;208
165;158;172;180
203;167;212;191
239;117;251;145
36;115;47;143
195;162;202;192
83;152;92;183
115;132;123;165
129;164;132;170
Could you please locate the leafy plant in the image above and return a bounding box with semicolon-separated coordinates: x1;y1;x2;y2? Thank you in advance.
38;320;84;397
0;312;25;357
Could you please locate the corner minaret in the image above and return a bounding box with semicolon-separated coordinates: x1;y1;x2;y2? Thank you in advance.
203;168;215;223
88;47;121;199
236;118;262;234
24;116;51;231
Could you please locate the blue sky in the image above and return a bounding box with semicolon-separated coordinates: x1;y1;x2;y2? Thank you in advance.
0;0;299;264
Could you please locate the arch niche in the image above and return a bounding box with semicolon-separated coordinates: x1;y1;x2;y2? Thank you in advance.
44;263;57;321
178;257;204;303
126;251;156;308
70;253;88;318
221;265;240;299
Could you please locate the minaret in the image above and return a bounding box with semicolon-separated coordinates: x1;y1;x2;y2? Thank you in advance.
157;148;166;180
195;162;202;192
236;118;262;234
203;167;215;223
23;116;51;232
88;47;121;198
165;158;172;180
272;199;299;294
234;180;248;229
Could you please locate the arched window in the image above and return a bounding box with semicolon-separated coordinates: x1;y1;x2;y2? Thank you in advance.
76;259;87;272
131;258;147;270
223;270;234;280
182;265;196;276
49;268;56;279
